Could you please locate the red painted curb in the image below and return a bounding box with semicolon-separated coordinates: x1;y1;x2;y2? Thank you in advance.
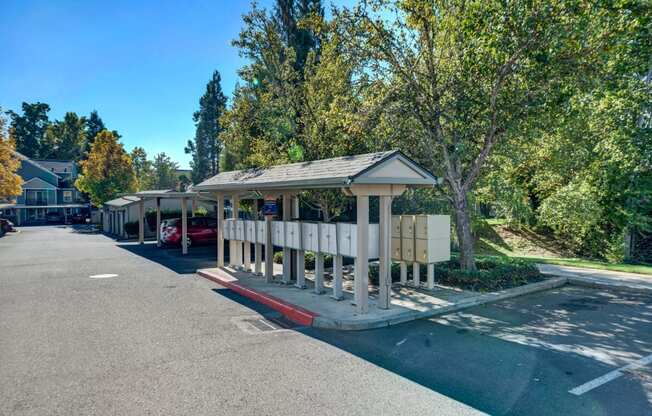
197;270;317;327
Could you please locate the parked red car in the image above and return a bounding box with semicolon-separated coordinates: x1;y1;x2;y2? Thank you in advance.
160;217;217;247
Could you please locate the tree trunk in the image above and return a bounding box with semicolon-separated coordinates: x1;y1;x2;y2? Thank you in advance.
452;191;476;271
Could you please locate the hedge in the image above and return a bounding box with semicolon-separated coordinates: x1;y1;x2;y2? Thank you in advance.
370;255;543;292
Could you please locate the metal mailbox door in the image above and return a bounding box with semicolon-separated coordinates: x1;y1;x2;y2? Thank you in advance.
391;216;401;238
319;222;337;255
400;215;414;238
401;238;415;261
272;221;284;246
391;237;402;260
301;222;318;252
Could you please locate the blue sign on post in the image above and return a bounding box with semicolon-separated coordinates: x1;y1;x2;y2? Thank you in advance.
262;199;278;216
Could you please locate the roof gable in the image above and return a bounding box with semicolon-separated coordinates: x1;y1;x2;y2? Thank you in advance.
194;150;437;192
22;177;58;190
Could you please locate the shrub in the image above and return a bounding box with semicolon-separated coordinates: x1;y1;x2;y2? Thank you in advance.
369;255;542;292
124;221;139;237
273;250;334;269
273;251;284;264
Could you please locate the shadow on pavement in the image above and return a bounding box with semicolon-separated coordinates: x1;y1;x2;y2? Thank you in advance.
117;241;219;274
116;233;652;416
212;283;652;416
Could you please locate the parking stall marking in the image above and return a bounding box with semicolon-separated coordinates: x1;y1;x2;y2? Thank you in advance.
569;353;652;396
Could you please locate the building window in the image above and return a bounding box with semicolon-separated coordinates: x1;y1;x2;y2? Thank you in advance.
63;190;72;202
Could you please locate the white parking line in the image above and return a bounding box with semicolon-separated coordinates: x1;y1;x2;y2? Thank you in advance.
569;353;652;395
89;274;118;279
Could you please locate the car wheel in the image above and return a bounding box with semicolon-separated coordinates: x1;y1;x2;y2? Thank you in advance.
186;237;193;248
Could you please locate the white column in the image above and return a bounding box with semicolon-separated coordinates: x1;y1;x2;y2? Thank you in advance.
295;250;306;289
216;193;225;267
400;262;408;285
181;197;188;255
138;199;144;244
282;193;291;284
355;195;369;314
314;253;325;294
427;263;435;289
331;254;343;300
264;214;273;282
294;221;306;288
413;262;420;287
231;195;241;267
244;241;251;271
292;196;300;280
378;195;392;309
254;239;262;275
156;197;161;247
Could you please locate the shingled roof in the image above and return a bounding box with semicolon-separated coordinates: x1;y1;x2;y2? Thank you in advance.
193;150;438;192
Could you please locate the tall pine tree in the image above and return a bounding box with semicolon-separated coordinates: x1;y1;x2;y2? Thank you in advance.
54;112;86;160
7;102;50;158
185;70;227;184
84;110;106;156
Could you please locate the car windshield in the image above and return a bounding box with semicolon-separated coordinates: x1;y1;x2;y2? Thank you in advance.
164;219;180;227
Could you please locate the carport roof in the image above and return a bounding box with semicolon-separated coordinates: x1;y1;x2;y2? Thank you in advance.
193;150;438;192
104;196;140;207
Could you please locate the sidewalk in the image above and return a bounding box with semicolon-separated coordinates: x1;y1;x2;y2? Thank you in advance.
538;263;652;293
198;266;566;330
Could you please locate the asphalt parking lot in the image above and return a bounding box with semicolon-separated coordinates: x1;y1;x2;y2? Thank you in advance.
1;226;650;415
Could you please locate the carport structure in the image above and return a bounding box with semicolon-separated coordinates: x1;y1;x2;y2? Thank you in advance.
193;150;439;314
128;189;213;254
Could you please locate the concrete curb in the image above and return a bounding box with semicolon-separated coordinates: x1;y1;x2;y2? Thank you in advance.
313;277;569;330
566;276;652;294
197;269;318;327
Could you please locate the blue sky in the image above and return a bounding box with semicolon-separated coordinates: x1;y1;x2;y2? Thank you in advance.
0;0;352;168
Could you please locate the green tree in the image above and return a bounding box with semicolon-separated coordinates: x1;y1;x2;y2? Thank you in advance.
7;102;50;158
54;112;86;160
185;70;228;184
75;131;137;206
84;110;106;156
152;152;179;190
130;146;155;191
346;0;629;270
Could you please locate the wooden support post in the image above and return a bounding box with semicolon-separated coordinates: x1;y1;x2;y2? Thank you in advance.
243;241;251;272
412;262;420;287
156;197;161;247
400;262;408;285
355;195;369;314
314;253;325;294
138;199;144;244
331;254;343;300
216;193;224;267
264;215;273;282
427;263;435;290
282;193;292;284
254;241;262;275
295;250;306;289
294;221;306;288
378;195;392;309
181;197;188;255
231;195;241;267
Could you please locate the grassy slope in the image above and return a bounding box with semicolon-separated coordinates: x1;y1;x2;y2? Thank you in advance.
474;222;652;276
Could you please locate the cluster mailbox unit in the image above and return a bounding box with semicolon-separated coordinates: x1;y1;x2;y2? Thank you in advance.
391;214;451;289
224;220;380;258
